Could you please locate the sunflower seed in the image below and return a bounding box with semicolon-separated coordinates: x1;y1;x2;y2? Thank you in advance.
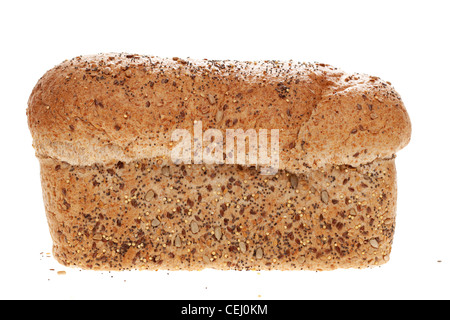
321;190;329;204
369;239;379;248
175;235;181;247
214;227;222;241
239;242;247;253
256;248;263;260
208;94;216;105
161;166;170;176
93;234;102;241
349;208;357;216
200;105;210;114
384;218;393;225
203;255;210;264
370;112;378;119
290;174;298;189
216;110;224;123
298;256;306;264
152;219;160;227
191;221;199;234
145;190;155;201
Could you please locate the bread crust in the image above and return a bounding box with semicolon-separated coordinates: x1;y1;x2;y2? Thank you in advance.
27;53;411;170
28;53;411;271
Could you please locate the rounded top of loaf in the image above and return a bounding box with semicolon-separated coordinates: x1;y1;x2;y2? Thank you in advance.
27;53;411;171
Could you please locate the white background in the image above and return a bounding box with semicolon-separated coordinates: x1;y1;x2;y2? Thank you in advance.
1;0;449;300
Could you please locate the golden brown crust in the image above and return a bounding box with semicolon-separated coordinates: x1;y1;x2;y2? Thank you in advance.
40;157;396;271
27;53;411;170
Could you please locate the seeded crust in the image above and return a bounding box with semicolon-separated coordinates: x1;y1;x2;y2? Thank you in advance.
27;53;411;171
28;53;411;271
40;157;396;271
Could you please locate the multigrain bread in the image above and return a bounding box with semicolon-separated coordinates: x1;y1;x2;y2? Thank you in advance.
27;53;411;271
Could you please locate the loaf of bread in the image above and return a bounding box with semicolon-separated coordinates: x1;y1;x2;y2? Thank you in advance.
27;53;411;271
